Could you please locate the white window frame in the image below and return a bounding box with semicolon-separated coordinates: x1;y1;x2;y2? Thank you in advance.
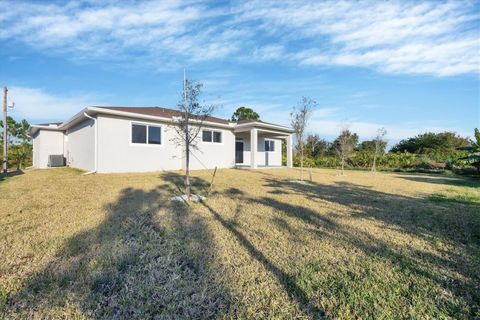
202;129;223;144
130;121;164;147
264;139;275;152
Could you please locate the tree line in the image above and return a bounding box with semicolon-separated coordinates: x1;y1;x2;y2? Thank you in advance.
230;103;479;176
0;116;32;170
282;97;479;176
292;129;479;174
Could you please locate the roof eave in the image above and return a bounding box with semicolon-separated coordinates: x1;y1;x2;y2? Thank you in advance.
233;121;294;133
28;124;62;136
86;107;234;129
31;107;291;133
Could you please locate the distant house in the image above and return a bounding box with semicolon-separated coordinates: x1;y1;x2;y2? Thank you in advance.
28;106;294;173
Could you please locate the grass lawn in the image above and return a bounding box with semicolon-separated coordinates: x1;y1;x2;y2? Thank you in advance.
0;168;479;319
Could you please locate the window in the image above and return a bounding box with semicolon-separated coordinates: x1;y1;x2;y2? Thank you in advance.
132;124;147;144
265;140;275;152
202;130;222;143
148;126;161;144
202;130;212;142
131;123;162;145
213;131;222;143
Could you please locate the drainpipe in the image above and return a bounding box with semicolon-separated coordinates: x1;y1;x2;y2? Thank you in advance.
83;112;97;175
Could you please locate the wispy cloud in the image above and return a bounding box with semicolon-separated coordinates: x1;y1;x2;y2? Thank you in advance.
0;0;238;67
0;0;478;76
308;118;471;142
246;101;471;143
8;87;107;122
237;0;480;76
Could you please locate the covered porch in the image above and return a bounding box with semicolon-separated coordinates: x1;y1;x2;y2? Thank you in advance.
233;121;294;169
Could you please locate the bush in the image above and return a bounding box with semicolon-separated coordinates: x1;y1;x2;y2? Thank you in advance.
9;143;33;170
293;156;316;168
349;150;374;168
290;150;474;175
315;156;338;168
414;155;445;170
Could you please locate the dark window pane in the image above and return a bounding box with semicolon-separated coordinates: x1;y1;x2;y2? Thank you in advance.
265;140;269;151
132;124;146;143
269;141;275;151
213;131;222;143
148;126;161;144
202;130;212;142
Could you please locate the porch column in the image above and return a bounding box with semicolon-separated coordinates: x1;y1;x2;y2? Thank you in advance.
250;128;257;168
286;134;293;168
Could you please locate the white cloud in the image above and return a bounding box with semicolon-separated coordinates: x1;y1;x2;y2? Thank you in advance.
252;44;285;61
0;0;238;66
308;118;470;141
7;87;106;123
237;0;480;76
0;0;478;76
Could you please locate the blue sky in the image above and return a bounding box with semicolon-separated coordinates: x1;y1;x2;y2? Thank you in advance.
0;0;479;145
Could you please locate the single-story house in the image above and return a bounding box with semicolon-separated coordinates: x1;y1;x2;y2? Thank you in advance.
28;106;294;173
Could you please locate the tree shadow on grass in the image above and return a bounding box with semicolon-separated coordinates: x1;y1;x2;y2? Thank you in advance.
201;198;326;318
260;177;480;318
159;171;479;318
0;169;24;182
3;184;231;319
160;172;328;318
262;178;480;246
394;173;480;188
161;171;210;195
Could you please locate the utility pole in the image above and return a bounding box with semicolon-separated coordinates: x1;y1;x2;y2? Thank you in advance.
3;87;8;174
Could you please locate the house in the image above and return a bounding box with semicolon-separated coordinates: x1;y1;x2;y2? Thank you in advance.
28;106;294;173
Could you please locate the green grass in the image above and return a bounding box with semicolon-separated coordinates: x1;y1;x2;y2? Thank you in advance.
429;188;480;205
0;168;479;319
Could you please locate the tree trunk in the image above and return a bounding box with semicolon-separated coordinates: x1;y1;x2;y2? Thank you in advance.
372;153;377;172
300;141;304;181
341;155;345;176
183;74;190;201
185;144;190;200
185;113;191;201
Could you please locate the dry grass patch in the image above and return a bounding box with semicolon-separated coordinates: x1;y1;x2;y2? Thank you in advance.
0;168;479;319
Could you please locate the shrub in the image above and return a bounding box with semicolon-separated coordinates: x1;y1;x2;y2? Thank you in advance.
349;150;374;169
293;156;316;168
315;156;338;168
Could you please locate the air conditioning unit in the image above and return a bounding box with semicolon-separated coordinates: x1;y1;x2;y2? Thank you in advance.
48;154;65;167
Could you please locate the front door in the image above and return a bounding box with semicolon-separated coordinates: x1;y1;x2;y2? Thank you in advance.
235;141;244;164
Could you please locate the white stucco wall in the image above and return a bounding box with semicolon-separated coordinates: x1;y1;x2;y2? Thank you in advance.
66;118;95;172
96;115;182;173
32;114;287;172
257;135;282;167
32;131;40;168
189;127;236;170
234;132;282;166
96;115;237;173
31;130;64;168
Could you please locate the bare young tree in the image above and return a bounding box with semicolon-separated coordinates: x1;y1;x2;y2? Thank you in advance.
291;96;316;181
172;72;214;200
371;127;387;172
335;128;357;176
